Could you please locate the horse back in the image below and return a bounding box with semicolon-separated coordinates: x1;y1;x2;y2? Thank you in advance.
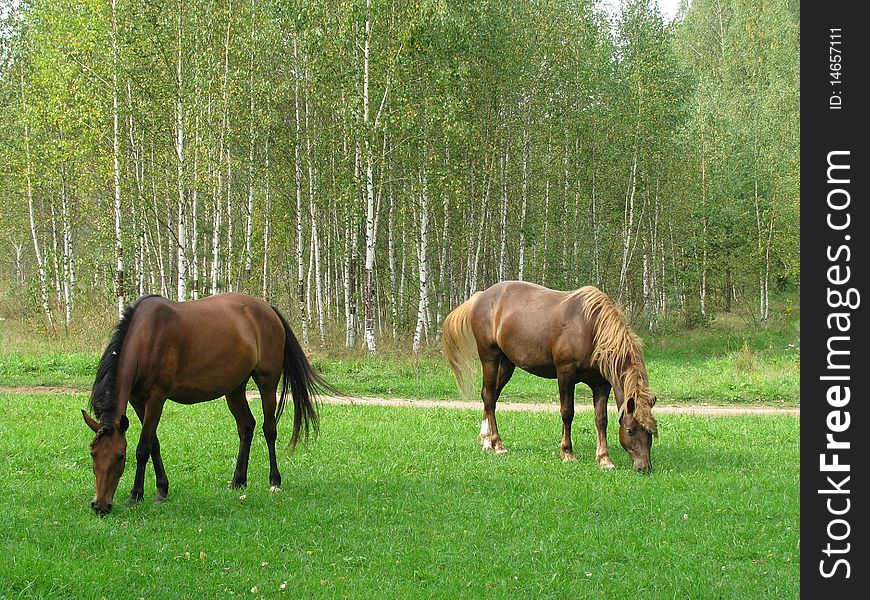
118;293;284;403
471;281;595;375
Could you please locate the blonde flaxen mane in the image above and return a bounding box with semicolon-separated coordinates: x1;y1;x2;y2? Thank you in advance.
576;286;658;435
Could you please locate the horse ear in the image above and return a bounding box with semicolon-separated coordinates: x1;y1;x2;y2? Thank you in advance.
626;397;636;415
82;409;100;433
651;395;658;407
119;414;130;434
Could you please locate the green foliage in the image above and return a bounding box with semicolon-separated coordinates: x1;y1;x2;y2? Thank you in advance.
0;394;799;598
0;0;799;348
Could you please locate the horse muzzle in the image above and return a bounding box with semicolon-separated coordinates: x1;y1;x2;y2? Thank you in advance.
633;460;653;473
91;500;113;516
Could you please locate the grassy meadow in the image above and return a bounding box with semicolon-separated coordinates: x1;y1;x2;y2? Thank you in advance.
0;310;800;598
0;392;798;599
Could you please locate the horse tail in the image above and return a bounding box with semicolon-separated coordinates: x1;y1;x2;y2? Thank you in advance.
270;305;334;449
90;295;160;424
442;292;482;401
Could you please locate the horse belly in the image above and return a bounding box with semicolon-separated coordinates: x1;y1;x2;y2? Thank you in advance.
494;319;557;374
520;364;558;379
166;343;258;403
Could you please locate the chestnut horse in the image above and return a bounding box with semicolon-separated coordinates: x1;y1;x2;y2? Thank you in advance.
442;281;658;471
82;293;331;515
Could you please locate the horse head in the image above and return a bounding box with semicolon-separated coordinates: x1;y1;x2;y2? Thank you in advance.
82;410;129;516
618;394;658;472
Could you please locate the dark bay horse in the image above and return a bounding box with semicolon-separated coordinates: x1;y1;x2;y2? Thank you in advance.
82;293;332;515
442;281;658;471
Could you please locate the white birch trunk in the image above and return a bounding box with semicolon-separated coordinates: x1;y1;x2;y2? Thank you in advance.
518;129;528;281
362;1;377;355
50;202;62;310
498;145;508;282
262;136;271;300
59;161;73;325
191;108;199;300
617;148;637;304
149;147;167;297
108;0;125;316
435;194;449;339
305;88;325;345
225;149;234;292
413;170;430;353
175;9;187;301
244;17;255;282
343;212;354;347
699;123;708;318
293;33;308;343
127;82;146;298
591;172;600;283
387;189;398;337
211;167;223;295
471;156;493;293
345;133;360;348
13;242;24;284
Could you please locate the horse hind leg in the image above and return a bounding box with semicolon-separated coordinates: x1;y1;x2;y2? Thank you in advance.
480;355;514;454
254;373;282;492
226;381;255;489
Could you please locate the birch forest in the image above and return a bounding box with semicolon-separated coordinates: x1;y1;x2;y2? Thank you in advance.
0;0;800;352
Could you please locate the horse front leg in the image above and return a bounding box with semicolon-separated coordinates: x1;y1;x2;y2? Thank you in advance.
151;436;169;501
592;383;615;469
131;399;170;502
129;397;167;503
556;372;576;462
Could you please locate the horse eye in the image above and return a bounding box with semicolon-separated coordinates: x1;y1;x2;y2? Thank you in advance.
628;428;635;438
117;454;126;462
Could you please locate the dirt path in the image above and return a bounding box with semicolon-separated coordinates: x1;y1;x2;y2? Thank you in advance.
2;385;798;416
311;395;799;416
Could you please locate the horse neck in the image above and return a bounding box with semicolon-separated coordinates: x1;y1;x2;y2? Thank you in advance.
616;360;647;400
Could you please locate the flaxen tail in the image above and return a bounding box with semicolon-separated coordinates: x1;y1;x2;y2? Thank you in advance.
442;292;482;401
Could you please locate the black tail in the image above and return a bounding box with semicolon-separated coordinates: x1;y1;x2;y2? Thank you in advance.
270;305;336;449
90;295;161;424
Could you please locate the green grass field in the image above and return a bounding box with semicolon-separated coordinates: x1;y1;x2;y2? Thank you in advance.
1;392;798;599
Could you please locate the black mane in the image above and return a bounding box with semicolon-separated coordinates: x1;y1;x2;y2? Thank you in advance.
89;295;160;423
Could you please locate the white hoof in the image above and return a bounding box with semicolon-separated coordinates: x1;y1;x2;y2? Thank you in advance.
481;436;493;451
597;458;616;470
270;485;282;493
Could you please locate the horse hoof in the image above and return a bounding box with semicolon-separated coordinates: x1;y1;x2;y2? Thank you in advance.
128;492;144;504
561;452;577;462
270;485;282;493
597;459;616;470
481;437;493;451
494;444;508;455
154;493;167;503
227;480;247;490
